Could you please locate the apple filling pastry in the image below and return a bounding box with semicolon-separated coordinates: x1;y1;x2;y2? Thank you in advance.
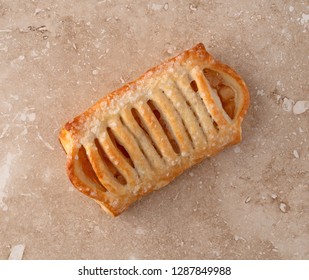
59;43;250;216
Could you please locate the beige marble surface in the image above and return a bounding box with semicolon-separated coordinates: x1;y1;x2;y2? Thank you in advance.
0;0;308;260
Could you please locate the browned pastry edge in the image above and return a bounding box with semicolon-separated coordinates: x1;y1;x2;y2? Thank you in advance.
59;43;250;216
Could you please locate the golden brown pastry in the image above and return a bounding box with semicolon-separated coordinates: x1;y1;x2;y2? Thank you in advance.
59;43;250;216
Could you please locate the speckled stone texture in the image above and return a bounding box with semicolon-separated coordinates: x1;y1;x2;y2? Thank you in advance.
0;0;308;259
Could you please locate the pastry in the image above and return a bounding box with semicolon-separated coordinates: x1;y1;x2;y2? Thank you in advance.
59;43;250;216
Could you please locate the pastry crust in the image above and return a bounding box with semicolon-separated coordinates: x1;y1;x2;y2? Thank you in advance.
59;43;250;216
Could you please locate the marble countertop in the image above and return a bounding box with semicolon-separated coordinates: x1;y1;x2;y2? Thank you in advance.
0;0;308;259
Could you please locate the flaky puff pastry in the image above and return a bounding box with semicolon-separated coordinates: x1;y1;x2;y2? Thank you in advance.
59;43;250;216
